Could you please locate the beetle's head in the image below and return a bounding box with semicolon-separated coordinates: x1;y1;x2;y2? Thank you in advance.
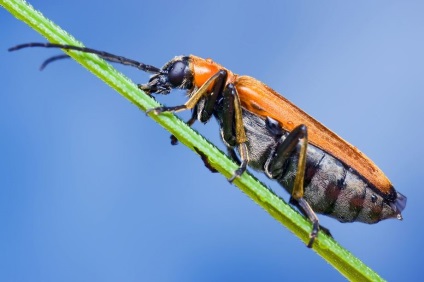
139;56;193;95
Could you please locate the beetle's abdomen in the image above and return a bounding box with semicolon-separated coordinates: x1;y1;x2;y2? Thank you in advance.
279;144;404;223
239;109;405;224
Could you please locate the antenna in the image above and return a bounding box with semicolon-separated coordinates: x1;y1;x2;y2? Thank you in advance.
9;42;163;74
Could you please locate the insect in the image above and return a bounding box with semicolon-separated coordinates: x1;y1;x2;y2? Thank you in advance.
9;42;407;247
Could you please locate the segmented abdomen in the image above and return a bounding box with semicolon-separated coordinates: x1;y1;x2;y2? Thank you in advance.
239;109;401;224
278;144;398;224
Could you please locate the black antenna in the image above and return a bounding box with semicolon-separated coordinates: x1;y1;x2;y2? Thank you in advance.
8;42;163;74
39;54;69;70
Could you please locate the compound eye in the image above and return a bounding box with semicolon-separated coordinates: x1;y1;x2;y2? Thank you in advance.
168;61;189;87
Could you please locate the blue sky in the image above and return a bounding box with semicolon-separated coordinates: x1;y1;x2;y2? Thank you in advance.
2;1;424;281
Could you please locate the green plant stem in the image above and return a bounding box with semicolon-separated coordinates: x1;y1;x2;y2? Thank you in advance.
1;0;385;281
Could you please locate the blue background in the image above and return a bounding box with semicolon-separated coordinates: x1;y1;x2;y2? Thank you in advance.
2;1;423;281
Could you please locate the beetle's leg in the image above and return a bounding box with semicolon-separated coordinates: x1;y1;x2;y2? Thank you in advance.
220;84;236;147
146;70;228;115
265;125;319;248
192;146;243;175
219;84;248;182
193;147;218;173
198;71;227;123
170;69;227;144
289;197;333;238
192;146;244;175
229;143;248;182
227;147;242;166
216;85;242;165
170;108;198;145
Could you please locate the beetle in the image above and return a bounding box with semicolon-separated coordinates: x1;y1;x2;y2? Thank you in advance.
9;42;407;247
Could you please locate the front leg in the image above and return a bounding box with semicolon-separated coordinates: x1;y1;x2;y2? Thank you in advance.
146;70;227;117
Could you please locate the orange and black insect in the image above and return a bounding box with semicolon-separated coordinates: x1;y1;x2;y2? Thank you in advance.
9;43;407;247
